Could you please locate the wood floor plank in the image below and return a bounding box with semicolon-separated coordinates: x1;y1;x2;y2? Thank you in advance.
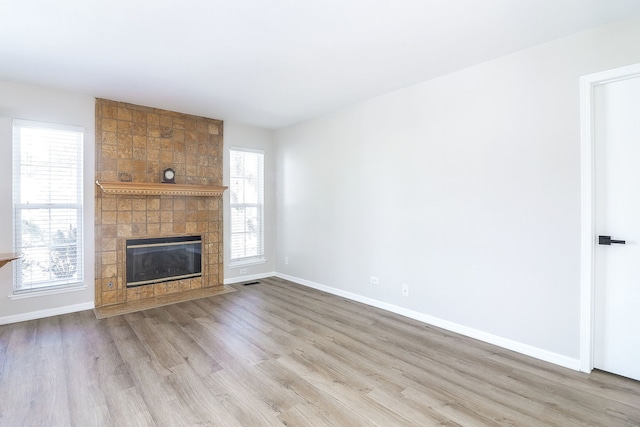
29;317;72;426
59;312;112;426
202;367;285;426
366;386;464;426
1;277;640;426
163;362;245;427
265;357;378;426
143;307;223;378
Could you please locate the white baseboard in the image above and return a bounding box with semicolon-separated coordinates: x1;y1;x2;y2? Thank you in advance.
274;272;580;371
224;271;276;285
0;301;95;325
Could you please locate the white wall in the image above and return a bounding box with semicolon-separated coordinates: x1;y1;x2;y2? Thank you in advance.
223;122;276;282
274;17;640;365
0;82;95;323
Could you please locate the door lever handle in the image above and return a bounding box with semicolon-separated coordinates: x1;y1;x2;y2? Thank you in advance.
599;235;626;245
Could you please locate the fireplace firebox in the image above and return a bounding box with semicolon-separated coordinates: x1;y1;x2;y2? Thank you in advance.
126;236;202;287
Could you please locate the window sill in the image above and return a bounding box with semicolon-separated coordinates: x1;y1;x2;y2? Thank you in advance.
229;257;267;268
9;284;88;300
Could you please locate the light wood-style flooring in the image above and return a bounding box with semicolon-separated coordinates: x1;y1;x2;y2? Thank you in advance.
1;276;639;426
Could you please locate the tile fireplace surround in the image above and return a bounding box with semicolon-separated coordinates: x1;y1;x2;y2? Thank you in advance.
94;99;226;309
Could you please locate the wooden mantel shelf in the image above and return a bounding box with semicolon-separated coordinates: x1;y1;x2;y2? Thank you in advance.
96;181;227;197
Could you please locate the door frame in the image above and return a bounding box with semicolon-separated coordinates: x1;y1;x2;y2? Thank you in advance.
580;62;640;373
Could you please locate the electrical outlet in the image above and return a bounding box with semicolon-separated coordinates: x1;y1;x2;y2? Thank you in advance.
370;276;379;285
402;284;409;296
240;268;247;274
284;256;289;265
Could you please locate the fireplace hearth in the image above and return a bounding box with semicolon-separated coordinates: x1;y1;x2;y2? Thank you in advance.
126;236;202;287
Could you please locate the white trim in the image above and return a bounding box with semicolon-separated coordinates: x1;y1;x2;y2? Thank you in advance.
13;118;84;133
0;301;94;325
224;271;275;285
229;148;265;262
229;146;265;155
12;118;85;293
579;70;596;374
579;62;640;373
9;283;87;300
275;272;580;371
228;257;267;268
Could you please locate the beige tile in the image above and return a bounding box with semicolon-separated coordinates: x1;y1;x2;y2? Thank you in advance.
132;198;146;211
101;251;117;266
102;118;118;132
102;104;117;119
160;151;173;164
117;159;134;174
102;211;117;225
132;110;146;123
102;131;117;145
116;197;132;211
117;145;133;159
102;225;117;238
102;144;118;159
147;198;160;210
147;149;160;162
101;238;117;251
159;115;172;128
153;282;169;296
160;197;173;210
173;211;185;223
160;211;174;223
132;223;147;235
147;125;161;138
146;112;159;125
117;211;132;224
132;122;147;136
117;120;133;134
102;264;117;279
117;224;132;236
146;211;160;223
117;107;132;121
132;211;147;223
147;223;161;235
100;289;120;305
173;129;185;142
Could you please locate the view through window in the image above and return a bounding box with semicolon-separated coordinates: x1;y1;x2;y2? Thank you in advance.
229;148;264;264
12;119;84;292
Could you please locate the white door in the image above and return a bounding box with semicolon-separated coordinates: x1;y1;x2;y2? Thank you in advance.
593;75;640;381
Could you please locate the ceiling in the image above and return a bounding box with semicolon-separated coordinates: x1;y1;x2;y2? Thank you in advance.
2;0;640;129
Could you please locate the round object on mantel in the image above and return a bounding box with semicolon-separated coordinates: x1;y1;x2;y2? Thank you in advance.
162;168;176;184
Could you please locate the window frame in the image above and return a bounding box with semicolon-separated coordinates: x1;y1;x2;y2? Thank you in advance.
228;147;266;267
12;119;85;294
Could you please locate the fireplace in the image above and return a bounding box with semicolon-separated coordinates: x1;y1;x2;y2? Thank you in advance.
126;235;202;287
95;99;225;307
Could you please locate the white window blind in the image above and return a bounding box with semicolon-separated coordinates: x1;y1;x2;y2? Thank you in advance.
230;148;265;264
12;119;84;293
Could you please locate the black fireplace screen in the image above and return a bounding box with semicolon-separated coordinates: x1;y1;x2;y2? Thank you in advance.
126;235;202;287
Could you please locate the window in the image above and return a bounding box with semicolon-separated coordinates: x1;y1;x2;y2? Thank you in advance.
229;148;264;265
12;119;84;293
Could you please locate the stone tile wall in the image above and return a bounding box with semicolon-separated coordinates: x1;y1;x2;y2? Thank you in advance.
95;99;224;307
